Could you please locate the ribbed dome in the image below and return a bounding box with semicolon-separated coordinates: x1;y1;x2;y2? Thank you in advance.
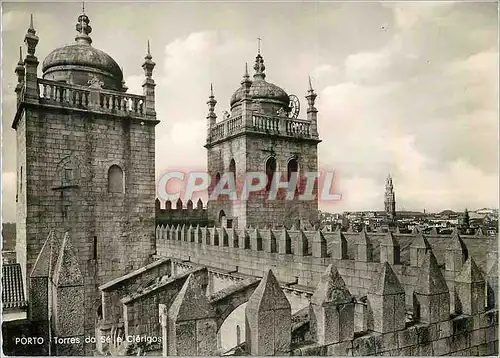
41;13;124;91
230;53;289;108
42;44;123;81
230;78;289;107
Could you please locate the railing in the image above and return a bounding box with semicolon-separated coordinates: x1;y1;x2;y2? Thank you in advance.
210;113;313;141
252;114;279;132
37;79;146;118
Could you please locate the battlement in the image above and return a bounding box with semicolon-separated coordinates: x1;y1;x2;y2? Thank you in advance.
155;198;211;227
155;225;498;308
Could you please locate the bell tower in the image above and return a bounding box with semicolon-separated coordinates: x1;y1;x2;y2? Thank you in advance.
205;50;321;229
12;11;159;354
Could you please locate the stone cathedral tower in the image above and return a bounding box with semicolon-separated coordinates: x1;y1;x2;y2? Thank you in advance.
12;12;158;354
205;51;321;229
384;174;396;222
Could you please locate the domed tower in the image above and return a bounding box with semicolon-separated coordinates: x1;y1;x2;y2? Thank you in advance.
12;11;158;354
205;48;321;229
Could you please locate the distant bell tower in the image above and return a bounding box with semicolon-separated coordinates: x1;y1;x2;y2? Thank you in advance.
12;11;158;354
384;174;396;222
205;47;321;229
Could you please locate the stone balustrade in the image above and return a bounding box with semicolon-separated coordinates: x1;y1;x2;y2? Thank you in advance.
36;78;147;118
209;113;313;142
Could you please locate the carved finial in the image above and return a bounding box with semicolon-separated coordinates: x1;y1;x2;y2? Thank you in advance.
207;84;217;117
29;14;35;33
257;37;262;54
145;40;152;60
18;46;23;64
75;11;92;45
25;14;39;56
306;76;317;110
253;53;266;80
82;1;85;14
241;62;252;89
15;46;25;85
142;40;155;78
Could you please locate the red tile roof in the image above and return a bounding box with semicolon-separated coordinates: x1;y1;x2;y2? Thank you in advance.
2;263;27;309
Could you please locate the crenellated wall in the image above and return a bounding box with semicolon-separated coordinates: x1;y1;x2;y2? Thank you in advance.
155;225;497;308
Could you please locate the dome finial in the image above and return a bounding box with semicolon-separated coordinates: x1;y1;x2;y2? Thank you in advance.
308;76;314;91
257;37;262;55
82;1;85;14
75;10;92;45
253;53;266;80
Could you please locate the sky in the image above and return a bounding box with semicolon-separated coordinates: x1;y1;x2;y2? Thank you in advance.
1;1;498;222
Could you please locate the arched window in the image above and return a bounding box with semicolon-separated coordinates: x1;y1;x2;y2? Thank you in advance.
229;159;236;186
108;165;124;193
287;158;299;193
219;210;226;226
265;157;277;191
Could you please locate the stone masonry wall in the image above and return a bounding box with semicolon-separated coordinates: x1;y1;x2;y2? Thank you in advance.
207;134;319;229
18;105;156;354
156;227;496;307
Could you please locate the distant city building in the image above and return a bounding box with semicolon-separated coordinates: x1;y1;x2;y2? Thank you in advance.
384;174;396;222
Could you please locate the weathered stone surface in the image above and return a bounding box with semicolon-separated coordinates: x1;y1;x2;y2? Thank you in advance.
245;269;291;355
355;229;372;262
167;273;217;355
310;265;354;345
455;257;486;315
380;232;400;265
368;262;406;333
445;228;468;272
410;233;431;267
312;231;327;258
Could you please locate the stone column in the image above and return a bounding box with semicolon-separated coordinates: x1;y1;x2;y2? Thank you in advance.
245;269;291;355
23;15;39;103
142;41;156;118
310;264;354;345
367;262;406;333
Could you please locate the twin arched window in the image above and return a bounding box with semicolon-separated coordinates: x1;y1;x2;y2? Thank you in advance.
108;165;124;193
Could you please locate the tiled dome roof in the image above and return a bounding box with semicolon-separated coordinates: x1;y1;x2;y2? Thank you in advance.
230;78;289;107
230;53;289;108
41;13;123;90
42;43;123;82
